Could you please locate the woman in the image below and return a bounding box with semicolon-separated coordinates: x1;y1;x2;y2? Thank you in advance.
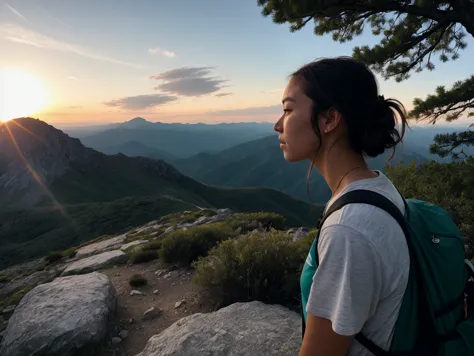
273;57;410;356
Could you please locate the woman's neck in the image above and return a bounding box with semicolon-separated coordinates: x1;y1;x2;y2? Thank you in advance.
314;145;377;197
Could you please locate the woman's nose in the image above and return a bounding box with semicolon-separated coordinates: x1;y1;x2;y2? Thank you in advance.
273;116;283;132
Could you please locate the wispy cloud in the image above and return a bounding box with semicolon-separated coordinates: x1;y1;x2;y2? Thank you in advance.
150;66;228;97
67;76;79;81
0;24;144;69
5;3;27;21
205;105;281;117
148;47;176;58
104;94;178;110
215;92;233;97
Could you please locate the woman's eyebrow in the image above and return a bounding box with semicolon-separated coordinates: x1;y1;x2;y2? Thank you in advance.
282;97;296;104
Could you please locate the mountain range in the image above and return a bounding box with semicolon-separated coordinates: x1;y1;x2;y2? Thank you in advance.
65;117;465;203
0;118;319;269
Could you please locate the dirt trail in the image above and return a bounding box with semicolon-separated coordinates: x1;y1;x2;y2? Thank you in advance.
100;260;215;356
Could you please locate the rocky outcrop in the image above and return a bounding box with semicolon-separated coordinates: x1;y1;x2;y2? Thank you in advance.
0;269;56;300
61;250;128;276
121;240;149;252
75;234;127;258
0;272;116;356
135;301;301;356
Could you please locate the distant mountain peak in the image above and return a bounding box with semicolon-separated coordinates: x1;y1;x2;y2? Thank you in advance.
0;118;185;209
129;117;148;123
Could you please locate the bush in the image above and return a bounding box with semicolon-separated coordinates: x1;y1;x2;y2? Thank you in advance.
130;249;158;264
160;224;236;265
45;251;63;264
226;212;286;232
0;273;10;283
193;230;311;309
129;274;148;287
141;240;162;251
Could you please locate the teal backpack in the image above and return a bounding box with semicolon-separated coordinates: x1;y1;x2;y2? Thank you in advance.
301;189;474;355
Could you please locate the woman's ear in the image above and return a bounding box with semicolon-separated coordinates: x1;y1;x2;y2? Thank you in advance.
320;108;342;134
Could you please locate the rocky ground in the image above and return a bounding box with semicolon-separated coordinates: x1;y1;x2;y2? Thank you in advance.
0;208;307;356
100;260;215;356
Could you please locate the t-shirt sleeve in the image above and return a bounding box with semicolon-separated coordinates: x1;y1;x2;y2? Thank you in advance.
305;223;384;336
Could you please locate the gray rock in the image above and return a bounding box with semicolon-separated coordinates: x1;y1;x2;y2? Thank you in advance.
75;234;127;258
61;250;128;276
142;307;161;321
153;289;159;295
216;208;233;217
0;270;57;300
135;301;300;356
112;337;122;344
289;227;309;242
119;330;129;340
130;290;145;296
0;272;116;356
121;240;149;251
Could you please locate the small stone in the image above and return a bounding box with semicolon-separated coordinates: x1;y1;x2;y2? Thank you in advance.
153;289;159;295
130;290;145;296
142;307;161;321
112;337;122;344
174;300;186;309
119;330;128;340
171;282;175;286
155;270;165;276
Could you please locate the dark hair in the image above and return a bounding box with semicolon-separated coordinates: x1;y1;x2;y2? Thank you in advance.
291;56;408;159
290;57;408;202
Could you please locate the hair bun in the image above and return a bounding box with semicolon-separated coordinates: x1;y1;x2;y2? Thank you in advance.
359;96;400;157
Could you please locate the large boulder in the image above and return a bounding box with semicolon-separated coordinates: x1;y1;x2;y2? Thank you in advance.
61;250;128;276
75;234;127;258
135;301;301;356
0;272;116;356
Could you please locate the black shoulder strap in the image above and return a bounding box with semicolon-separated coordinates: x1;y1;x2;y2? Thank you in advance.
314;189;409;356
318;189;409;236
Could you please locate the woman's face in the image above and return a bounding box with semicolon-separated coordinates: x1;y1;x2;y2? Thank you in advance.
274;76;320;162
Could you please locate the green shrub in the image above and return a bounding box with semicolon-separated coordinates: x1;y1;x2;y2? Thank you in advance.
1;287;32;308
226;212;286;232
193;230;309;309
0;273;10;283
45;251;63;264
141;240;162;251
129;274;148;287
160;223;236;265
130;249;158;264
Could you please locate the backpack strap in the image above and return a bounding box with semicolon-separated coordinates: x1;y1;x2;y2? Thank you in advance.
314;189;410;356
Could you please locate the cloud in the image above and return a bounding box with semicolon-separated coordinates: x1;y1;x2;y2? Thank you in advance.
148;47;176;58
67;76;79;80
205;105;281;117
0;24;143;69
104;94;178;110
215;93;233;97
5;3;27;21
150;66;227;97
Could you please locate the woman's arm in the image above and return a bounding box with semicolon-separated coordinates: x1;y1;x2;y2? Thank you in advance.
299;314;352;356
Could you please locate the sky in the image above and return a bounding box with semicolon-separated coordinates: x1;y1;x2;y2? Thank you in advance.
1;0;474;126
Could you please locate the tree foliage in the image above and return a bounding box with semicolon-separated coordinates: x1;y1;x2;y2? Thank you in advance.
387;158;474;257
258;0;474;159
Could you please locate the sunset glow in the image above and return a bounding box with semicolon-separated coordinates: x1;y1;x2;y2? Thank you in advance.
0;68;48;122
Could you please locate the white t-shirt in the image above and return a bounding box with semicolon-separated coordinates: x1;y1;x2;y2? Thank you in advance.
306;170;410;355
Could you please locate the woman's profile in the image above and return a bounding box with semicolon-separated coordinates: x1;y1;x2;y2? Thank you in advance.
274;56;410;356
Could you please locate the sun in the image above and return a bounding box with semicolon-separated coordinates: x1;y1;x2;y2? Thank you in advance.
0;68;48;122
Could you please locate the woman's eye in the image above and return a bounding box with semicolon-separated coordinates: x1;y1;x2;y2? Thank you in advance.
283;109;292;114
